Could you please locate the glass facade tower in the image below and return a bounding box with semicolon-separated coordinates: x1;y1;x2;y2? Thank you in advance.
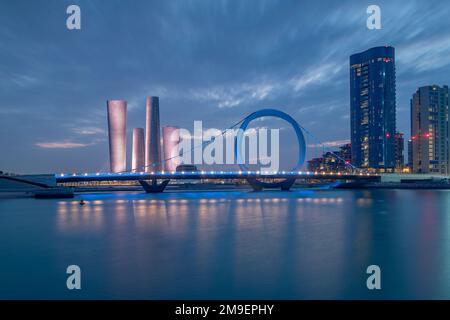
350;46;396;170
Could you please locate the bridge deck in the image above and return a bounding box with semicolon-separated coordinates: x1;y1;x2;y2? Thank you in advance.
56;171;379;183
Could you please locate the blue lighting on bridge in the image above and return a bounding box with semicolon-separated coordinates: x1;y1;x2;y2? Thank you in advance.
57;170;373;179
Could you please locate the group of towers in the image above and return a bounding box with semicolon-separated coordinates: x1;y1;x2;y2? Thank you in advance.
106;97;180;173
351;45;450;174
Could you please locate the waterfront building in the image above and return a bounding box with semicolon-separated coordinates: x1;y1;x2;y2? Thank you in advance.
162;126;180;171
394;132;405;171
132;128;145;172
107;100;127;173
407;139;413;170
307;144;352;173
145;96;162;172
411;85;449;174
350;46;396;171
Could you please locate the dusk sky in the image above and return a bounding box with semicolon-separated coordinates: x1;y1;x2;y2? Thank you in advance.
1;0;450;173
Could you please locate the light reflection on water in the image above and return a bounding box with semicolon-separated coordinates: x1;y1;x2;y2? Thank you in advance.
1;189;450;299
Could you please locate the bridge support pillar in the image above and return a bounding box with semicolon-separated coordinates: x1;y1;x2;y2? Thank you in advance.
246;177;296;191
139;179;170;193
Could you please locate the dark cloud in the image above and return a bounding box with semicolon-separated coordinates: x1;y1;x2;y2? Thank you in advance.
1;0;449;173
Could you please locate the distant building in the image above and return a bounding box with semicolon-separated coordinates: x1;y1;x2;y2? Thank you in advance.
339;143;352;165
394;132;404;171
145;96;161;172
307;143;352;173
162;126;180;171
107;100;127;173
407;139;413;169
411;85;449;174
350;46;396;171
132;128;145;172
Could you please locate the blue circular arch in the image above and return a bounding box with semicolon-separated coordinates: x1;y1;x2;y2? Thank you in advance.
235;108;306;172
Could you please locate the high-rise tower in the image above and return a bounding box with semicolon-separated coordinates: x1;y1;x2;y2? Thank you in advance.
411;85;449;174
350;46;396;171
107;100;127;173
132;128;145;172
162;126;180;171
145;96;161;172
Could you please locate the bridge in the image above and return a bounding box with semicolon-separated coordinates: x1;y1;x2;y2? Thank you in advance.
55;108;379;193
56;171;380;192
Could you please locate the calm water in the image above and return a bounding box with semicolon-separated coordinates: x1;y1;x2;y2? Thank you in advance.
1;189;450;299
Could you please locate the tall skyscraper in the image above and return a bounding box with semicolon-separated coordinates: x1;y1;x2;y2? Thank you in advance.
107;100;127;173
132;128;145;172
411;85;449;174
162;126;181;171
350;46;396;171
145;96;161;172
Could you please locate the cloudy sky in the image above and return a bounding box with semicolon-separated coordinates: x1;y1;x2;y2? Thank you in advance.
1;0;450;173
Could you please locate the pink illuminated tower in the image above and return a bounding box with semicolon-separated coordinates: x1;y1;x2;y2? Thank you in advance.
132;128;145;172
162;126;180;171
107;100;127;173
145;96;161;172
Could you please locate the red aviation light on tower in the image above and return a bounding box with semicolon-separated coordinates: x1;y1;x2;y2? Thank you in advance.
385;132;391;138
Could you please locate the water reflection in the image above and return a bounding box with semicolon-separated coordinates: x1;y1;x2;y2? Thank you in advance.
57;200;104;231
2;189;450;298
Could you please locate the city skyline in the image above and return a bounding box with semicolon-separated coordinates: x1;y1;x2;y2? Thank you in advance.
1;1;450;173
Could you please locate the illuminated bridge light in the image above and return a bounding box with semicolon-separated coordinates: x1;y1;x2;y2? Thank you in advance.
238;171;242;174
201;171;205;175
96;173;100;176
256;171;260;175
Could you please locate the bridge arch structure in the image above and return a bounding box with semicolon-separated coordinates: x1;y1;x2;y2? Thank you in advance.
235;108;306;191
